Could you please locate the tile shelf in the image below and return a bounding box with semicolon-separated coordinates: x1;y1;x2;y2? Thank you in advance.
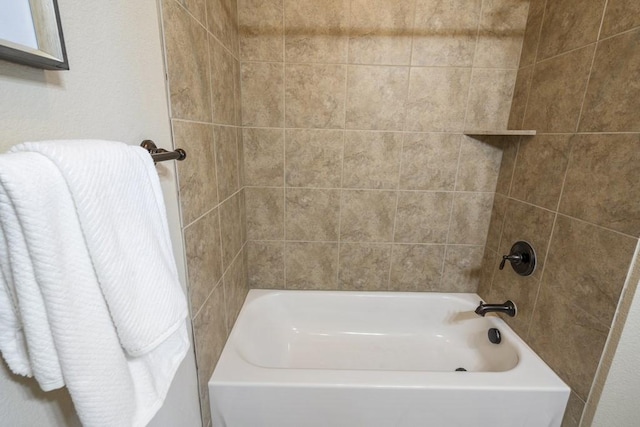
463;129;537;136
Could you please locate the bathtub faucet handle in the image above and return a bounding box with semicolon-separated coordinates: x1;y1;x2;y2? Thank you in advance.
499;254;522;270
499;241;536;276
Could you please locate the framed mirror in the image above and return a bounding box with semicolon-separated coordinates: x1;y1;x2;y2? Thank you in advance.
0;0;69;70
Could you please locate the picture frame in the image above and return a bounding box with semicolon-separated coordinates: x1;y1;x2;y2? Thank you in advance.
0;0;69;70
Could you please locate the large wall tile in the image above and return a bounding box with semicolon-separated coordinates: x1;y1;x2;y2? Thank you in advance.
210;37;236;125
219;192;244;269
510;134;573;210
465;68;516;130
579;28;640;132
343;131;402;189
285;129;344;188
345;65;410;131
285;242;339;289
233;59;242;126
485;193;507;252
561;392;586;427
340;190;397;242
238;0;283;61
239;188;247;244
399;133;460;191
185;209;223;313
477;248;497;299
339;243;391;291
214;125;240;201
442;245;484;292
237;128;245;188
395;191;453;244
173;120;217;225
531;216;636;391
412;0;480;67
449;192;494;245
349;0;414;65
498;198;555;280
285;63;347;129
529;282;609;401
207;0;238;55
537;0;605;59
405;67;471;132
507;66;533;130
518;0;545;67
523;45;595;133
243;128;284;186
489;269;541;339
178;0;207;25
286;188;341;241
246;187;285;240
284;0;349;63
456;137;502;192
559;134;640;235
601;0;640;38
192;283;227;427
163;0;211;122
247;240;284;288
241;62;284;127
390;244;445;291
223;252;248;330
494;138;517;195
474;0;529;68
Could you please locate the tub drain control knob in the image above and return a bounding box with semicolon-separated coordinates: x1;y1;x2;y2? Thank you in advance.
488;328;501;344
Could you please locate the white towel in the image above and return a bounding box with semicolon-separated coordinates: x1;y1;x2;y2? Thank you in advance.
13;140;188;356
0;222;33;378
0;154;64;390
0;141;189;426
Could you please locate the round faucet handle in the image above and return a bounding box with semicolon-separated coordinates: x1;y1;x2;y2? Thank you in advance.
499;241;536;276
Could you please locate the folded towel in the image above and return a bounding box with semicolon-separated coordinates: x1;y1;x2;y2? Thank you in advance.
0;223;32;378
0;141;189;426
0;153;64;390
13;140;188;356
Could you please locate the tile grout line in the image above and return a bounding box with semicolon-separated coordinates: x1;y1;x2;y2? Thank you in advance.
244;185;497;194
441;137;465;284
387;140;404;291
389;0;416;291
519;0;548;129
247;238;485;247
281;0;287;290
336;0;352;291
235;58;518;70
182;184;244;230
192;239;246;320
574;0;609;133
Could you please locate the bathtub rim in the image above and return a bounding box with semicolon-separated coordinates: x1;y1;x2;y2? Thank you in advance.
210;289;569;393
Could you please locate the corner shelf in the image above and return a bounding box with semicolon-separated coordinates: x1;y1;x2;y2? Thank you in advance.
463;129;536;136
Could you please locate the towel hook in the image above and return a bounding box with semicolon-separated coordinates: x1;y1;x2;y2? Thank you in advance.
140;140;187;163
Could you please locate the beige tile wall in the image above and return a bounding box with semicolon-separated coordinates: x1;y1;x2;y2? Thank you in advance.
160;0;248;425
239;0;529;293
478;0;640;425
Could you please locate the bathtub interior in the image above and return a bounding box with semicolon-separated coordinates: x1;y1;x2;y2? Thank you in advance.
234;291;519;372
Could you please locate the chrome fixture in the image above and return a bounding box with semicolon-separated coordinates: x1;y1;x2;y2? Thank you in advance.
500;241;536;276
475;300;517;317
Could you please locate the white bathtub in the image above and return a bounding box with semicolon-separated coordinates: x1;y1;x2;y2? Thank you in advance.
210;290;569;427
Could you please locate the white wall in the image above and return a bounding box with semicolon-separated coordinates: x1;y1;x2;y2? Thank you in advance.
0;0;200;425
